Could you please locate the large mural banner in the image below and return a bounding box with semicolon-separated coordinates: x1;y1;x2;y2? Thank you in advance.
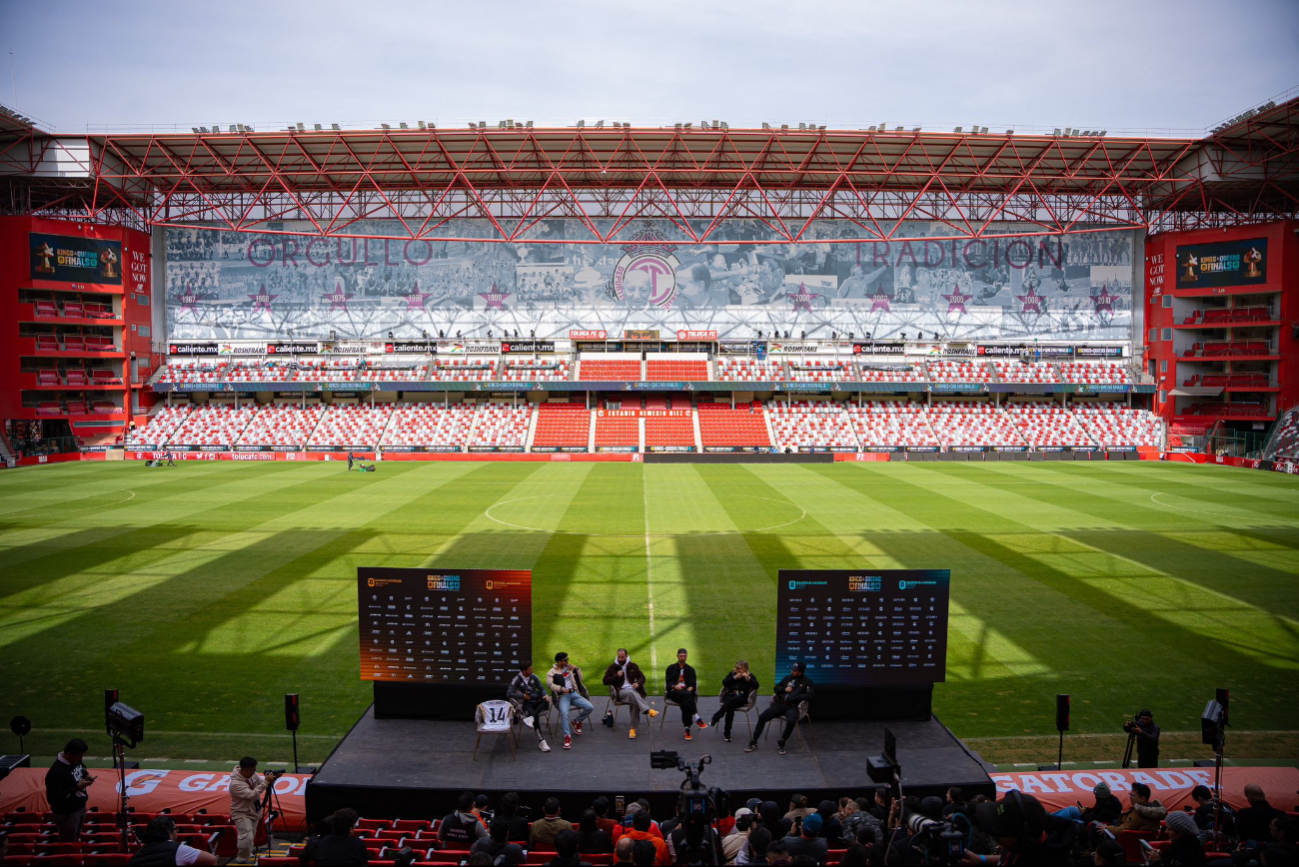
164;220;1135;342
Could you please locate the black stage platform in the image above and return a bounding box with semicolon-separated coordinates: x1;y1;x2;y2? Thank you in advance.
306;698;995;821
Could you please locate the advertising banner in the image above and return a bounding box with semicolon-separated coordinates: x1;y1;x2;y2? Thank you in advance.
500;340;556;354
167;342;219;356
358;567;531;685
990;767;1299;814
383;340;437;354
853;342;907;355
777;569;950;686
570;330;607;340
440;340;501;354
677;330;718;341
30;232;124;285
1175;238;1268;289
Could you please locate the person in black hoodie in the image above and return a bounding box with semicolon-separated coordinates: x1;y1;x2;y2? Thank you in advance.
665;648;708;740
45;738;94;842
303;808;369;866
745;663;813;756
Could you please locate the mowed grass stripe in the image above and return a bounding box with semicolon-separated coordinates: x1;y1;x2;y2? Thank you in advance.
972;462;1299;617
843;462;1298;735
1086;461;1299;515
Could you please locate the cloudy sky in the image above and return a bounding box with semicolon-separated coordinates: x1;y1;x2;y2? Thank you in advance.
3;0;1296;135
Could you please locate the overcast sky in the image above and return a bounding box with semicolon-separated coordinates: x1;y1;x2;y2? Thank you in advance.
3;0;1296;135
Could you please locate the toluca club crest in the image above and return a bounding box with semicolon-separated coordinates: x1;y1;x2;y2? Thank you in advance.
608;225;680;310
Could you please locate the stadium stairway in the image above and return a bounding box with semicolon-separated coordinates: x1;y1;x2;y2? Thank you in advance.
524;407;540;451
692;407;703;450
587;410;596;452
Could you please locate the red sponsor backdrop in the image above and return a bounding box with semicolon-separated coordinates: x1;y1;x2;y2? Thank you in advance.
0;768;309;830
991;766;1299;814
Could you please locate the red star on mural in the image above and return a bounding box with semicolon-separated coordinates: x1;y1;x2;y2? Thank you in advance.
869;290;891;313
406;281;433;310
1016;285;1046;315
1090;283;1118;315
322;280;353;311
248;285;277;313
941;284;972;314
478;282;512;310
786;282;821;312
176;283;199;314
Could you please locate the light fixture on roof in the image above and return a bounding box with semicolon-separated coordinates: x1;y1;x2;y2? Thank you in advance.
798;122;806;130
1054;128;1061;136
780;124;788;131
980;126;988;134
595;119;604;128
332;123;341;130
417;121;426;130
1006;129;1014;134
191;127;201;133
762;122;771;130
296;122;305;131
526;120;533;128
577;119;586;128
895;126;903;132
314;123;322;131
381;123;391;130
912;127;920;132
954;126;963;133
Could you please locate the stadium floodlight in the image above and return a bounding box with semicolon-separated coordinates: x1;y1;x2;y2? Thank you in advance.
762;122;771;130
1099;130;1106;136
980;126;988;134
331;123;340;130
895;126;903;132
1053;128;1061;136
191;127;200;133
868;125;876;132
577;119;586;128
526;120;533;128
683;122;692;129
954;126;963;133
313;123;322;131
781;124;788;131
399;122;408;129
382;123;392;130
819;125;826;130
1006;129;1014;135
912;127;920;132
595;119;604;128
798;122;806;130
296;122;305;131
417;121;426;130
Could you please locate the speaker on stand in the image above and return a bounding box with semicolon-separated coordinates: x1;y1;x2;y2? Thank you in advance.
285;694;314;774
1040;694;1070;770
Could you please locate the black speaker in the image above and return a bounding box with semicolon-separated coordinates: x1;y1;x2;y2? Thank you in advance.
284;694;300;732
1055;694;1070;731
1216;688;1229;727
104;689;118;715
1201;700;1225;746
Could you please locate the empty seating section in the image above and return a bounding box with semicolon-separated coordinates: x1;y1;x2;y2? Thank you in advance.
926;403;1025;448
846;402;940;449
594;412;639;447
1186;341;1272;357
532;403;591;448
158;360;231;384
309;404;394;448
169;405;255;446
1005;404;1096;448
1058;362;1130;385
926;360;991;383
85;334;115;351
1182;306;1273;325
294;360;424;382
431;358;498;381
1183;372;1271;388
37;368;60;386
856;364;923;383
126;407;191;447
787;359;852;383
30;296;115;319
645;414;696;449
225;361;295;383
716;358;783;381
646;357;709;380
158;359;429;384
992;361;1060;384
380;404;470;449
66;368;89;386
236;404;325;448
34;298;59;317
696;402;771;448
1073;405;1163;447
36;334;60;351
579;358;641;380
503;359;570;381
468;404;531;448
766;401;858;450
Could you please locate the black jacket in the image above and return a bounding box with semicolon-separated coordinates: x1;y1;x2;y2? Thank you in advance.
1236;800;1286;844
45;755;89;815
721;671;759;701
1081;793;1124;825
129;841;182;866
1133;720;1160;763
507;672;547;704
307;834;370;865
1160;835;1207;867
665;662;698;695
771;673;814;706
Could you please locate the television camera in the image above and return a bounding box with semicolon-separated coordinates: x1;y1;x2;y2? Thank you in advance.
650;751;729;866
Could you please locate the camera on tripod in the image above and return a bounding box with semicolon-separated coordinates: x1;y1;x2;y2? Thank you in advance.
650;751;729;866
906;804;968;866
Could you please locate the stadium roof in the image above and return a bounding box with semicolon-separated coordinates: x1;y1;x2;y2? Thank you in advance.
2;98;1296;243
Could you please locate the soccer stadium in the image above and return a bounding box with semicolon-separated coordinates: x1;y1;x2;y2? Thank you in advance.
1;5;1298;866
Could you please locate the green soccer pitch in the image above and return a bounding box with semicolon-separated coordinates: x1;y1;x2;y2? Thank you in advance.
1;460;1296;766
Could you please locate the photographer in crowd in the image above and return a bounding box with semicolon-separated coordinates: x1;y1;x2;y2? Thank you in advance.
45;738;94;842
1124;709;1162;768
230;756;281;864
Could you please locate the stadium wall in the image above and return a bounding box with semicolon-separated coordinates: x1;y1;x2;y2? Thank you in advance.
161;220;1140;343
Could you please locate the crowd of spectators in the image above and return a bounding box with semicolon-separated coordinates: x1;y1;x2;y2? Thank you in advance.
285;782;1299;867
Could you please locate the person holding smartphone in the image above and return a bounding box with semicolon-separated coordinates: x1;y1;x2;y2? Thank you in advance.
45;738;94;842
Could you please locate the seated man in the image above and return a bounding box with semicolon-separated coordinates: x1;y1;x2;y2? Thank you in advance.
664;648;708;741
1088;782;1165;849
1052;782;1123;825
781;813;827;863
1236;783;1287;845
548;652;594;751
710;660;759;743
602;648;659;739
506;660;551;753
746;662;813;756
1189;784;1235;836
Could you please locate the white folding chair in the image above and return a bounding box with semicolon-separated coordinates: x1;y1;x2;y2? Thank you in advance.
474;699;517;761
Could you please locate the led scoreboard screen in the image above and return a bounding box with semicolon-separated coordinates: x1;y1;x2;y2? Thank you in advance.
358;567;532;684
776;569;950;686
